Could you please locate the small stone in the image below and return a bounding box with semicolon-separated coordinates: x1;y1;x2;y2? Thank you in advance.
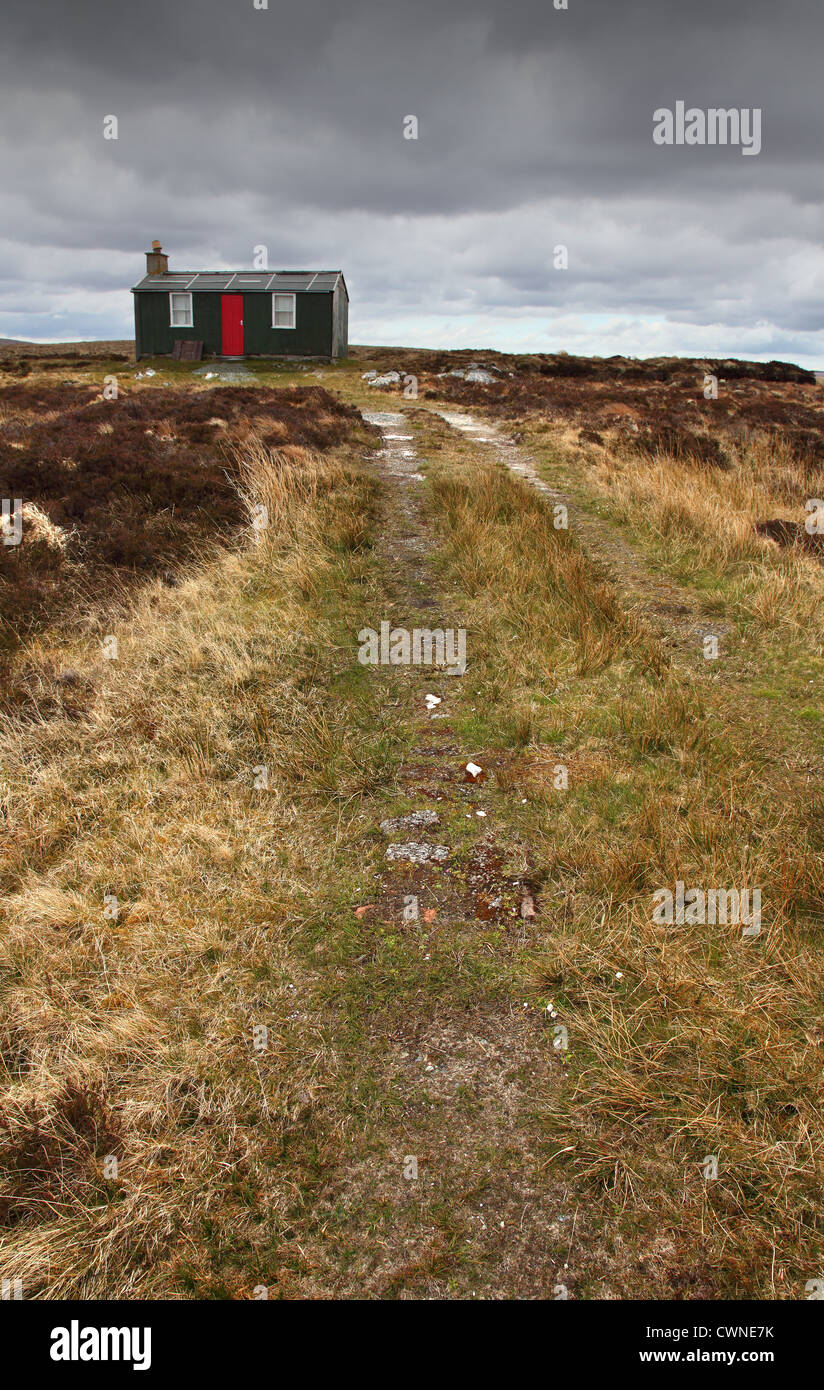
380;809;440;835
385;842;449;865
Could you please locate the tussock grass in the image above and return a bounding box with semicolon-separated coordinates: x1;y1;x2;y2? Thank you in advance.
533;892;824;1294
423;440;824;1296
0;439;401;1297
429;460;664;693
594;432;824;595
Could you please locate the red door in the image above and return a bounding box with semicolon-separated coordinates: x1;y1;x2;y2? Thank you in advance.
221;295;244;356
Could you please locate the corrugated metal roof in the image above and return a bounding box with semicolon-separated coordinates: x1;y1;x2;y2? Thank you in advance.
132;270;344;293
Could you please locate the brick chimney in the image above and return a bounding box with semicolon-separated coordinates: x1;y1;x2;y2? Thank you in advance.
145;240;169;275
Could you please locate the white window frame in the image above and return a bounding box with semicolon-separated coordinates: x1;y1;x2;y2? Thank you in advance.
272;292;296;329
169;291;193;328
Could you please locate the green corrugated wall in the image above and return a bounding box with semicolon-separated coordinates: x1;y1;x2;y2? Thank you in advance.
134;289;337;359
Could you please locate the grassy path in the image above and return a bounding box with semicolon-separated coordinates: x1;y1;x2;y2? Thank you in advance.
310;389;824;1299
305;407;579;1298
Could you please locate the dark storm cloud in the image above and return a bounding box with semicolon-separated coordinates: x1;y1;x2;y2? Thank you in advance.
1;0;822;360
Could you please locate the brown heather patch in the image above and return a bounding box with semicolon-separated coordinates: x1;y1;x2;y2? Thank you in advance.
0;382;374;711
355;342;824;479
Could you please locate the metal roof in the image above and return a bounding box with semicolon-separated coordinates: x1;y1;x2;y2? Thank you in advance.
131;270;345;294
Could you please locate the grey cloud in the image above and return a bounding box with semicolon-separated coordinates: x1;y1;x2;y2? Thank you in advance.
0;0;822;360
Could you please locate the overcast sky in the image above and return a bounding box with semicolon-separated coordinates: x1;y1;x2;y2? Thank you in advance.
2;0;822;364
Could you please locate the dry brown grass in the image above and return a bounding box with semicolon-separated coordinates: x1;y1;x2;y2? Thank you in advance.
595;433;824;567
421;434;824;1296
0;438;396;1298
429;460;664;694
5;352;824;1300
